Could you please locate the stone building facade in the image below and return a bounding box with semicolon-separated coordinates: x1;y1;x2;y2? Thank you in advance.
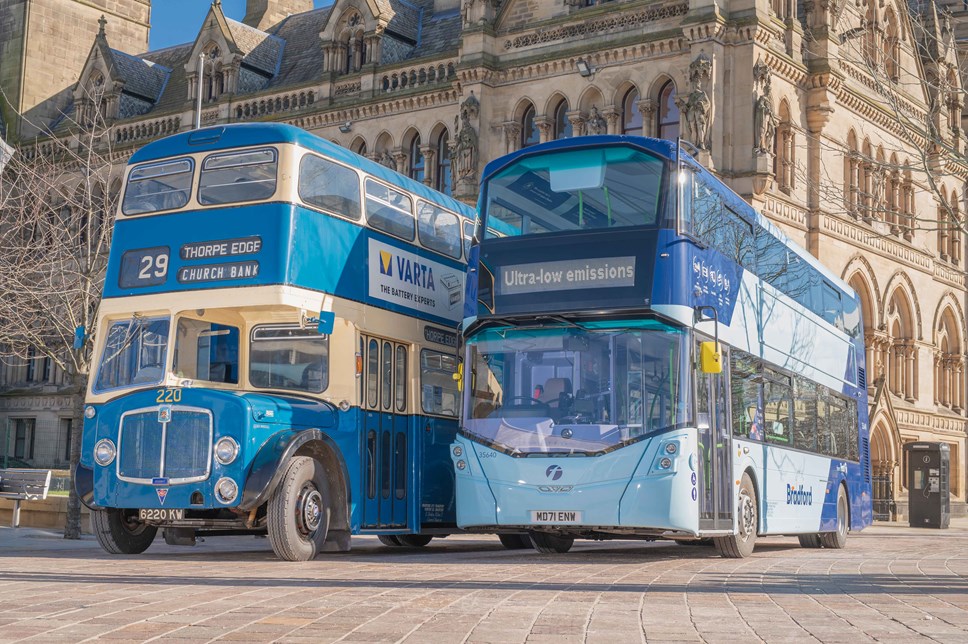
2;0;966;516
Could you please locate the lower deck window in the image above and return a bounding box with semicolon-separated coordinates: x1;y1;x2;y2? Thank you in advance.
421;350;458;417
249;326;329;393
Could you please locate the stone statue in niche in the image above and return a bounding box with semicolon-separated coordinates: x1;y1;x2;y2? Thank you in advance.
683;52;712;150
753;58;777;155
452;92;480;184
586;106;607;135
379;150;395;170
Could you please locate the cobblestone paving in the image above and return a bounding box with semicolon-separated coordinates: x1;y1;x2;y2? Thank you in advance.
0;522;966;643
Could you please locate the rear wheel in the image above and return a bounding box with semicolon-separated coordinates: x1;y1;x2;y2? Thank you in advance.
714;473;758;558
798;534;822;548
267;456;331;561
529;531;574;554
378;535;403;547
820;485;849;549
499;534;532;550
92;508;158;555
396;534;433;547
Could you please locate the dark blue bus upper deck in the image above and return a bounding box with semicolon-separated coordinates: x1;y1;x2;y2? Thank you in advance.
106;123;475;327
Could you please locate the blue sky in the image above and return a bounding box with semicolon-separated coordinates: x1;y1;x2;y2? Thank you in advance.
149;1;332;50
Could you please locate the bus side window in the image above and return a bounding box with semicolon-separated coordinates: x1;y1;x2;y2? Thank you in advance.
417;201;462;259
729;351;760;440
298;154;362;220
793;376;818;452
421;349;459;417
763;370;792;444
365;179;414;240
821;281;844;331
690;176;721;241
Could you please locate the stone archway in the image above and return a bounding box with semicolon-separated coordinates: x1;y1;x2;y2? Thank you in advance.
870;419;898;520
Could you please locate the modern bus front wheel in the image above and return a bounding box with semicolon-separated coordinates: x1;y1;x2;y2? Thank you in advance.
267;456;331;561
92;508;158;555
820;485;849;549
499;534;532;550
529;531;574;554
714;473;758;558
798;534;822;548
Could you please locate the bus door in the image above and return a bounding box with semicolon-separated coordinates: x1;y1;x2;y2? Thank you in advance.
362;335;410;529
696;340;734;532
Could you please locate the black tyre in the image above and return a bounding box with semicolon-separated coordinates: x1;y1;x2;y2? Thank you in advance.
396;534;433;547
675;538;713;546
499;534;532;550
378;535;403;547
92;508;158;555
798;534;822;548
529;531;574;554
820;485;849;549
267;456;331;561
714;473;758;558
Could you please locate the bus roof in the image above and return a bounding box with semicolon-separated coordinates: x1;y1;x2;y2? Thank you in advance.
129;122;474;218
479;134;855;300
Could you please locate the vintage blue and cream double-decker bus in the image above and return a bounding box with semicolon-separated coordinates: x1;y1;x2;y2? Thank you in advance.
76;123;474;560
454;136;873;556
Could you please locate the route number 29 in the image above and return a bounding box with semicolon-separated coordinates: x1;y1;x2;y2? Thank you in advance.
139;253;169;280
156;388;182;403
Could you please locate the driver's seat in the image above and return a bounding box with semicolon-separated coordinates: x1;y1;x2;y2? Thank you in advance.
539;378;571;410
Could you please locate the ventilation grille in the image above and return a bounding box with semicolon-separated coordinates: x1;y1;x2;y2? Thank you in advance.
858;367;867;390
861;435;871;483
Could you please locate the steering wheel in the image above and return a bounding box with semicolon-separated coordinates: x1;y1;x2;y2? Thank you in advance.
499;396;551;413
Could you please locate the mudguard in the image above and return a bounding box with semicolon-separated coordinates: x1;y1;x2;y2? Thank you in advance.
238;428;347;511
74;464;98;509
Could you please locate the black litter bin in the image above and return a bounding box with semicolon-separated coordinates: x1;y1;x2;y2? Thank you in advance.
904;442;950;529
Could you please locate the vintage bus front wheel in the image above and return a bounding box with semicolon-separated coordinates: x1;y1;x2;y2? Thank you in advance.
92;508;158;555
267;456;331;561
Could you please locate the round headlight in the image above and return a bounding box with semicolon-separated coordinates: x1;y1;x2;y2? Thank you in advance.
214;437;239;465
453;445;463;457
94;439;116;466
665;442;678;455
84;406;96;419
215;477;238;504
659;457;672;469
456;460;466;471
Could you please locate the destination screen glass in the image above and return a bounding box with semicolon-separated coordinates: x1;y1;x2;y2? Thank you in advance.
463;322;687;455
483;145;670;238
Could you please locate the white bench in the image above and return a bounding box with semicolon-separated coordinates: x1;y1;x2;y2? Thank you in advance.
0;469;52;528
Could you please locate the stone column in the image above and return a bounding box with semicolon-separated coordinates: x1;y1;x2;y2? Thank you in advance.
502;122;521;154
905;344;916;401
392;148;408;175
535;117;553;143
566;110;585;137
602;106;621;135
638;98;657;136
420;145;436;187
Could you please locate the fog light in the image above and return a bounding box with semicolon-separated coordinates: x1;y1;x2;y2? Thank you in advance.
94;439;116;466
214;437;239;465
84;405;96;419
659;457;672;469
665;442;678;455
456;460;466;471
215;477;238;504
453;445;463;457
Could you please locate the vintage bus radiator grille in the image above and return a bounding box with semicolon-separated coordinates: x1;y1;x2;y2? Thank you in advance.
117;407;213;483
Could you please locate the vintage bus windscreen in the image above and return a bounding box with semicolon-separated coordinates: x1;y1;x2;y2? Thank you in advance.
482;146;671;237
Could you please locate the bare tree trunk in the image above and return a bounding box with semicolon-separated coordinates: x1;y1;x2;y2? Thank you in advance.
63;379;86;539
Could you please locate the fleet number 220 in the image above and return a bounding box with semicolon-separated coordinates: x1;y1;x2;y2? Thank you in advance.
156;388;182;403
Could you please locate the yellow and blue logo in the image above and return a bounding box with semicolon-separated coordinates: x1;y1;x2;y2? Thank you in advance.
380;250;393;277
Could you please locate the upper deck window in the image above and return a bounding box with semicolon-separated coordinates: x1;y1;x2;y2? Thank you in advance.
122;159;194;216
298;154;362;220
483;146;668;238
365;179;414;241
198;148;278;206
417;201;462;259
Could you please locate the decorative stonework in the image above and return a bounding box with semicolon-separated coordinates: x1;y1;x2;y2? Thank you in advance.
503;3;689;50
334;81;361;97
753;57;777;155
678;52;712;151
451;92;480;198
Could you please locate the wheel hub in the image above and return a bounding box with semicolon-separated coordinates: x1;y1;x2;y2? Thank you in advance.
296;485;323;536
740;493;755;538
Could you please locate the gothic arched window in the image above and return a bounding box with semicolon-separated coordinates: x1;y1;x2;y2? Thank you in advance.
436;130;452;196
521;104;540;148
622;88;642;136
657;81;679;140
554;100;572;139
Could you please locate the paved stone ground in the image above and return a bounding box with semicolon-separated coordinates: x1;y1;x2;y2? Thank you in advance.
0;521;966;643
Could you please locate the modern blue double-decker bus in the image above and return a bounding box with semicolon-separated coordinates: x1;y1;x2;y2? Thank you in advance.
453;136;873;556
76;123;474;560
